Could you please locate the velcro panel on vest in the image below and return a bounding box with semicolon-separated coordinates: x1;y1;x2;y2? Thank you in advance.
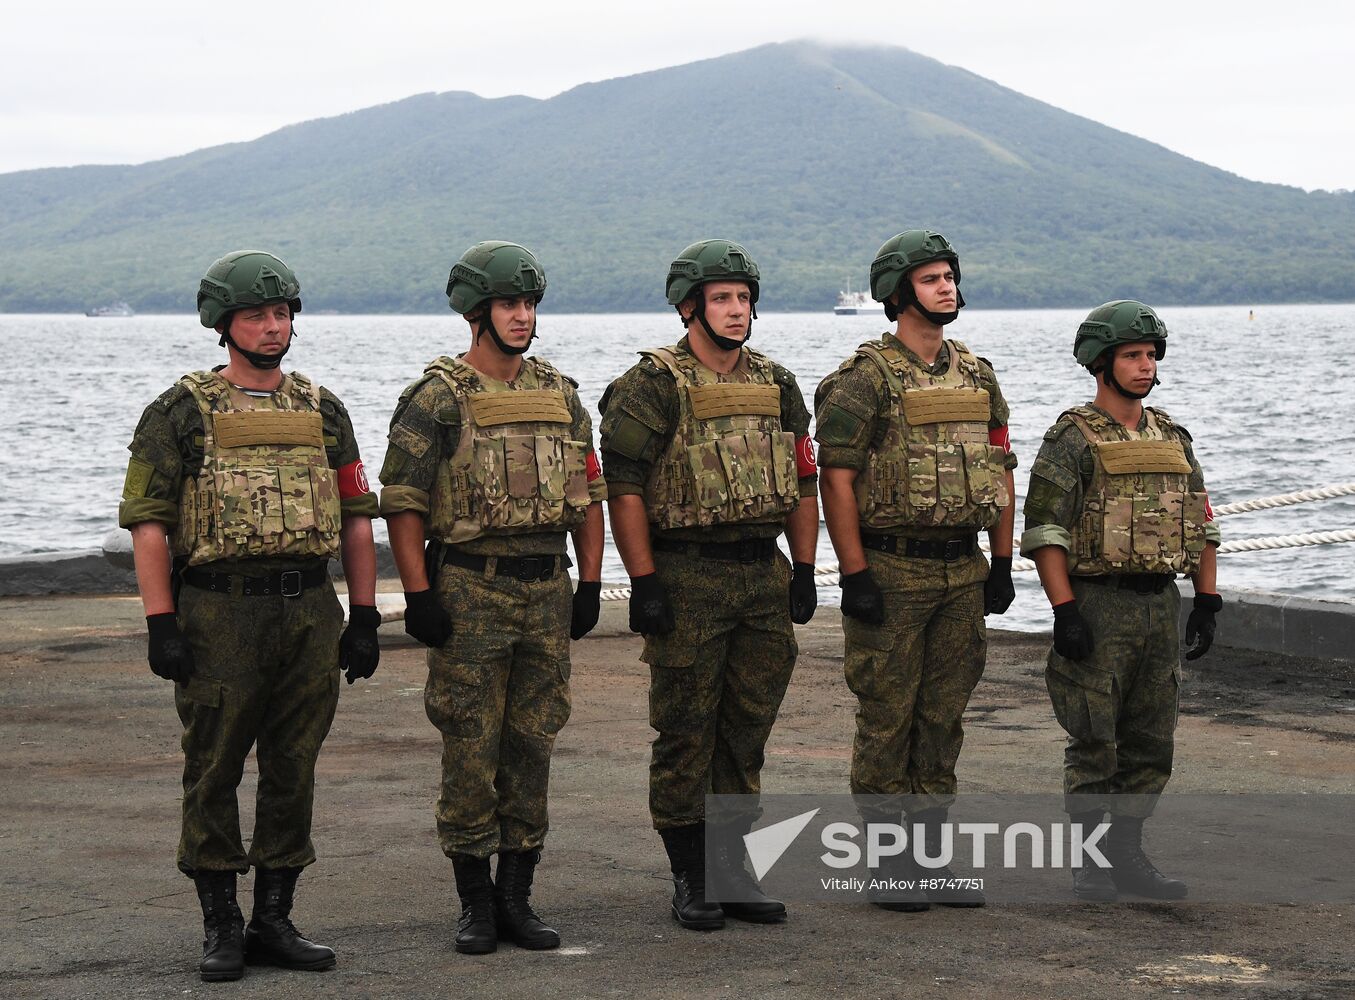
1096;440;1192;475
467;390;571;427
213;411;324;449
687;384;781;420
902;387;990;426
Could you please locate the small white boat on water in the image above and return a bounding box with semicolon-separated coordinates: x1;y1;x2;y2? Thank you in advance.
833;280;871;315
85;302;135;317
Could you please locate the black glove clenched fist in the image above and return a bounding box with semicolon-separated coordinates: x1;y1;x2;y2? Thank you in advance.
146;613;195;684
840;568;885;625
789;562;818;625
570;582;602;640
1052;600;1094;661
403;589;452;648
1185;592;1222;661
340;604;382;683
628;573;675;636
984;556;1015;615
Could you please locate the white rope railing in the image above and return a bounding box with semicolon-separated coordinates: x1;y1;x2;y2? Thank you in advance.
362;483;1355;612
1212;482;1355;517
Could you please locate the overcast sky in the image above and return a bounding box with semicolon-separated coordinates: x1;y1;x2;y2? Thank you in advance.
2;0;1351;191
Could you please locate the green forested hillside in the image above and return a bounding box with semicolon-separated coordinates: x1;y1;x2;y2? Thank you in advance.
2;41;1352;313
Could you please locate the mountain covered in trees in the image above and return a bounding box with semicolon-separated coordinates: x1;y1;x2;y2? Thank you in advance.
2;41;1352;313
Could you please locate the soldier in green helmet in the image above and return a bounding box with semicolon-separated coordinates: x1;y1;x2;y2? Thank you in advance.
379;241;605;954
815;230;1016;913
120;250;381;981
599;239;820;930
1022;300;1221;901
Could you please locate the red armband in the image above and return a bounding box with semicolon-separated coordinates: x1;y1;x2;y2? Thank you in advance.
337;460;371;499
989;426;1011;453
1204;493;1214;522
795;434;817;476
586;449;603;482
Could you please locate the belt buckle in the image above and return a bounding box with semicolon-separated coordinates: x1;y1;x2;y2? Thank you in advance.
737;540;761;564
943;538;966;561
515;557;545;581
280;570;303;598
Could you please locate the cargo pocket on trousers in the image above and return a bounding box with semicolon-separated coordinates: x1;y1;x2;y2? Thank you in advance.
1045;656;1117;743
648;645;703;735
424;661;486;740
176;677;225;769
842;617;897;704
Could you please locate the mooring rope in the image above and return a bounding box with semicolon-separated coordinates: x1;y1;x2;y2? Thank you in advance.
357;483;1355;612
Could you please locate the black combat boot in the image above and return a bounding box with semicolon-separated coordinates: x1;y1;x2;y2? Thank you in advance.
494;850;560;950
1069;810;1117;902
859;810;929;912
193;870;245;982
1106;816;1188;900
913;809;985;907
709;822;787;923
244;867;336;970
658;823;725;930
450;854;497;954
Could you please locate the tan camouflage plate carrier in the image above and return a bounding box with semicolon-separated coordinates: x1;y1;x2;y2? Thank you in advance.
425;355;590;543
850;337;1009;530
174;370;341;565
641;345;799;530
1063;405;1207;576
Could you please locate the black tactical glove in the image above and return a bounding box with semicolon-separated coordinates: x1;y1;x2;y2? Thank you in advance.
340;605;382;684
628;573;675;636
1184;592;1222;661
840;568;885;625
1052;600;1095;661
789;562;818;625
984;556;1015;615
570;581;602;640
403;589;452;648
146;612;195;684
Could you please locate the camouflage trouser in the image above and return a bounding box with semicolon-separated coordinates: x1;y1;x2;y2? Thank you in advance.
844;548;988;809
644;548;798;830
425;560;572;859
175;579;343;875
1046;578;1181;818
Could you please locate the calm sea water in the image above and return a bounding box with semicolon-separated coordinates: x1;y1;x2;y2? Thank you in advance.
1;306;1351;632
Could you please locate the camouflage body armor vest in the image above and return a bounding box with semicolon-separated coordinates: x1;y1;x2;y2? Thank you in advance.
851;337;1009;530
1063;405;1207;576
174;371;341;566
642;344;800;530
426;355;591;543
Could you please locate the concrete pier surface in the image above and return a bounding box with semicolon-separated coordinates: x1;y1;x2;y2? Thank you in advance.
4;594;1354;999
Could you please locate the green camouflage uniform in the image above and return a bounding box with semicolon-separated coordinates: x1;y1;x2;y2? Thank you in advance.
119;373;377;875
379;357;606;859
1021;404;1219;817
815;337;1016;806
599;337;816;829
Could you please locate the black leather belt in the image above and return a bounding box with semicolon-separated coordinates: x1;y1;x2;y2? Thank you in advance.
1076;573;1175;594
860;533;977;561
182;563;329;598
651;536;778;563
441;548;568;582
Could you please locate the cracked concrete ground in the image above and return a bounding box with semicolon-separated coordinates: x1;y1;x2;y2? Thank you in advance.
2;593;1353;999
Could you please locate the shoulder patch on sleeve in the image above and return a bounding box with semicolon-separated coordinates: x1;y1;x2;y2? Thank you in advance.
389;423;432;459
605;409;659;461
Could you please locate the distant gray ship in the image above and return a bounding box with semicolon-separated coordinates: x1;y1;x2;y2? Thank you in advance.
85;302;135;317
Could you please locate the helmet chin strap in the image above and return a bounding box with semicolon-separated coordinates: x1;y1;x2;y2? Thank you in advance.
476;314;535;356
902;284;964;327
685;296;754;352
219;325;293;371
1100;365;1160;400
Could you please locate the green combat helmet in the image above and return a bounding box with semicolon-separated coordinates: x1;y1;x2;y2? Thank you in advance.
665;239;761;307
666;239;760;349
1073;300;1169;370
446;241;547;316
869;230;965;323
197;250;302;329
